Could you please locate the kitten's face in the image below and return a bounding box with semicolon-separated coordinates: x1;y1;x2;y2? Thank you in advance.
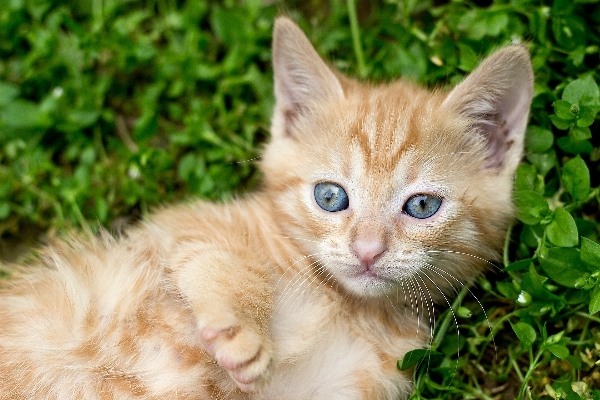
262;18;533;298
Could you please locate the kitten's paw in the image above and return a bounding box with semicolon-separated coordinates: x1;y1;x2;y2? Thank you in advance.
201;324;273;393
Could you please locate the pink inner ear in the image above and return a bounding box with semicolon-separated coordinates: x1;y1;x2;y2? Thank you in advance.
481;86;532;169
441;46;533;171
479;113;517;169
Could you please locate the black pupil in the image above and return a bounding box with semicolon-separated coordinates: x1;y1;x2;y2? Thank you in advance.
324;189;334;202
403;194;442;219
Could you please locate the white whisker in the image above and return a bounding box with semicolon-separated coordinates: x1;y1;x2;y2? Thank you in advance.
426;249;501;270
421;262;497;355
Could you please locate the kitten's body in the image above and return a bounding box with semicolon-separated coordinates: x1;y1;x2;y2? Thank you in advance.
1;199;420;399
0;17;533;399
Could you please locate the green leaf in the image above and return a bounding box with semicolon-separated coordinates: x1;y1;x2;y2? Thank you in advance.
511;322;536;349
553;100;576;120
546;207;579;247
562;155;591;201
497;280;520;299
557;136;594;154
177;153;199;182
581;237;600;269
457;43;478;72
521;264;564;303
539;248;588;287
576;105;598;127
504;258;534;272
515;164;537;192
486;13;508;36
546;344;570;359
525;126;554;154
526;152;558;176
397;349;442;371
211;7;249;46
563;76;600;106
514;190;550;225
0;99;51;129
590;290;600;315
580;76;600;107
0;82;20;107
550;115;572;130
553;15;587;50
571;126;592;141
67;110;99;129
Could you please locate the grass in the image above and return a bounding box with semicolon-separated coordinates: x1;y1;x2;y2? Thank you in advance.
1;0;600;398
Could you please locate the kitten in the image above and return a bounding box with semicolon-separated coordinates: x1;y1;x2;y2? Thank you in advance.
0;16;533;400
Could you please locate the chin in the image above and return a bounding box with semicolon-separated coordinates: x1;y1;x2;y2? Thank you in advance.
340;271;397;298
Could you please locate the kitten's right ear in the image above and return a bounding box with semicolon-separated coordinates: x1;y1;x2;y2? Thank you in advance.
272;17;344;137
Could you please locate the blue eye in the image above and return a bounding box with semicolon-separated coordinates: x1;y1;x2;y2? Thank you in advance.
314;182;349;212
403;194;442;219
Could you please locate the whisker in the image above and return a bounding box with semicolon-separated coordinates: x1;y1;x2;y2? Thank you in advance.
405;277;421;332
286;262;328;309
272;253;321;293
409;276;426;336
425;249;501;271
412;272;436;340
230;155;262;164
267;235;323;244
275;259;323;311
421;262;497;356
418;268;460;389
413;271;438;371
297;262;336;307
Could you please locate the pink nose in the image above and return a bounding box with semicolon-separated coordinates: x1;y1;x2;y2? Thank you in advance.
351;240;386;269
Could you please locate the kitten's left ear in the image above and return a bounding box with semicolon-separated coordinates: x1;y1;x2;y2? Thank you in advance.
271;16;345;137
442;46;534;173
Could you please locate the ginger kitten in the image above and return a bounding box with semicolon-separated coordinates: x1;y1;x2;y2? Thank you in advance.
0;17;533;400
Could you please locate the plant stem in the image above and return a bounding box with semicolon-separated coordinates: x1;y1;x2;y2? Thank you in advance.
431;286;469;350
576;311;600;323
346;0;367;78
564;187;600;213
510;350;525;381
461;383;496;400
518;349;544;399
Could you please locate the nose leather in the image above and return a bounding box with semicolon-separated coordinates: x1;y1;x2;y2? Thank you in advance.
351;239;386;270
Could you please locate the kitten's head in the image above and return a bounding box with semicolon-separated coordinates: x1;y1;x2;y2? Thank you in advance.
262;17;533;298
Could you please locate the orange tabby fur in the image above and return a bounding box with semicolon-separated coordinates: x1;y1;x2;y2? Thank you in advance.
0;17;533;399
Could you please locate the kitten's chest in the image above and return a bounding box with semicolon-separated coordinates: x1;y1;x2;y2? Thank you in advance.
256;278;418;400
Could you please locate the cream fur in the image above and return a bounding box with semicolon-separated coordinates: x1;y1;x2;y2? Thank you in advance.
0;17;533;400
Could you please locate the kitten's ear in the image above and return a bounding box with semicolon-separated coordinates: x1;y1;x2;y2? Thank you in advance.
272;17;344;136
442;46;534;173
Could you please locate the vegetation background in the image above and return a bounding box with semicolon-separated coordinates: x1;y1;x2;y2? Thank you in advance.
1;0;599;398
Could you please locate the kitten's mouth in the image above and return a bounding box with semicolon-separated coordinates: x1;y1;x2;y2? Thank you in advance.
351;267;392;283
356;270;378;278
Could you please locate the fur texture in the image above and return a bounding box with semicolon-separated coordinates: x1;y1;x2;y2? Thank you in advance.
0;17;533;400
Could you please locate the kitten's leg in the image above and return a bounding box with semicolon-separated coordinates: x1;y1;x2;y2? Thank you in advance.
172;248;273;393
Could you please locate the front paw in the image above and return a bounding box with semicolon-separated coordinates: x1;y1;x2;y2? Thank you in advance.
201;324;273;393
